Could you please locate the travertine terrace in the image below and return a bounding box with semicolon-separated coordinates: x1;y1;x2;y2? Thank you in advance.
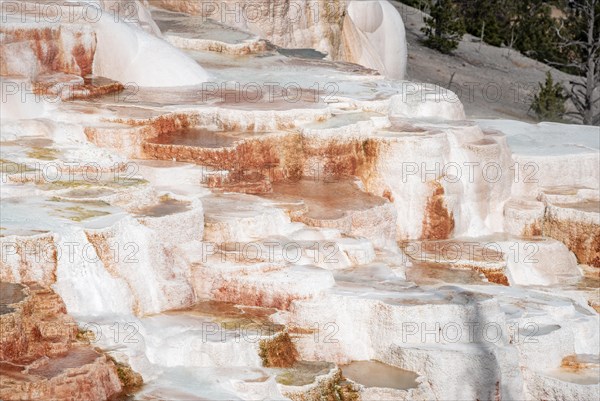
0;1;599;400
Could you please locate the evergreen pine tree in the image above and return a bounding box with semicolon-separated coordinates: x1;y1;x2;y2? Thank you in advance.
513;1;564;63
457;0;512;47
421;0;466;54
531;72;567;121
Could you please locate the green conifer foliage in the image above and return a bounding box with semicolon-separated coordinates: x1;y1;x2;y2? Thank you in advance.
421;0;466;54
531;71;567;121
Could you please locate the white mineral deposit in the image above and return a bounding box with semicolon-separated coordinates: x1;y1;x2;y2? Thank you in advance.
0;1;598;400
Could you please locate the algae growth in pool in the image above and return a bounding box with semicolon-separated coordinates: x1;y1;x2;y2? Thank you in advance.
341;360;419;390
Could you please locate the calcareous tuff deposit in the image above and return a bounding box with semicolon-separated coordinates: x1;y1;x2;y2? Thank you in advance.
1;1;599;400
